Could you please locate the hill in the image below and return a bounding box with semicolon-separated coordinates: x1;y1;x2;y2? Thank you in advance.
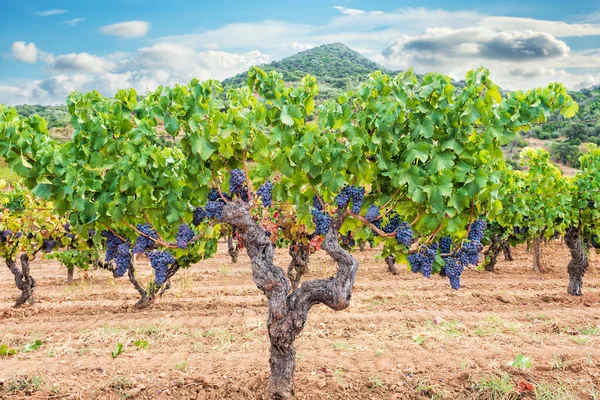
223;43;394;100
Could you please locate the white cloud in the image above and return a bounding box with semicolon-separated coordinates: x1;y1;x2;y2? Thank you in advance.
11;42;38;63
63;18;85;27
33;9;67;17
100;21;150;38
50;53;116;74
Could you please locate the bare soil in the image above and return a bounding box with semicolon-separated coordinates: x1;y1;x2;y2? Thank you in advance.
1;241;599;399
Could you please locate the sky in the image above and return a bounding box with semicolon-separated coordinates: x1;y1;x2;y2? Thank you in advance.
1;0;600;105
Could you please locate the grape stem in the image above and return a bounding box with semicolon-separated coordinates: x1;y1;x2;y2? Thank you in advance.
242;151;253;206
346;211;396;238
409;212;422;227
143;212;169;245
211;171;230;203
123;221;177;249
309;183;335;217
466;204;474;238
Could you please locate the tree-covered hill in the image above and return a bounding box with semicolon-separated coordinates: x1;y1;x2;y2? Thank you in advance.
223;43;394;100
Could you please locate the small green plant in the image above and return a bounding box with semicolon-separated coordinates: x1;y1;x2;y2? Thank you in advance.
111;343;124;358
550;355;566;371
412;334;425;346
573;336;589;345
134;340;149;350
175;360;188;372
23;340;43;353
332;342;356;351
5;375;45;393
333;369;345;388
472;374;515;398
110;376;131;391
0;344;18;357
509;354;532;369
369;376;385;391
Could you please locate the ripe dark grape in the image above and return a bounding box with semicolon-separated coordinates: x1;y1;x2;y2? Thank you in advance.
365;204;380;222
14;232;22;239
350;187;365;213
443;256;464;290
192;207;207;226
382;215;400;234
101;230;123;262
176;224;194;249
132;224;158;254
408;244;436;277
114;243;131;277
336;186;352;208
42;238;57;253
467;220;486;242
313;195;324;211
229;169;246;195
395;222;413;246
439;236;452;253
312;208;332;235
0;229;13;242
458;240;483;266
63;223;71;232
208;189;220;201
206;200;224;220
148;251;175;286
256;181;274;207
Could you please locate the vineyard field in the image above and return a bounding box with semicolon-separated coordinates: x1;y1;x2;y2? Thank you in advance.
1;241;599;399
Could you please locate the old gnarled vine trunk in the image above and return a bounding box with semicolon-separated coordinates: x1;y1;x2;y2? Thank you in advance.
287;243;310;291
5;254;36;307
503;242;513;261
222;201;358;399
483;234;508;272
532;237;544;273
385;255;399;275
564;227;588;296
227;234;239;263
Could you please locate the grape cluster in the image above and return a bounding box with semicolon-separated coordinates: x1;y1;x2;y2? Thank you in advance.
467;220;487;242
311;209;332;235
148;251;175;286
365;204;380;222
439;236;452;253
408;243;437;277
513;226;528;235
63;223;71;232
0;229;13;243
132;224;158;254
176;224;195;249
114;243;131;277
336;186;365;213
42;238;57;253
457;240;483;266
256;181;274;207
101;230;124;262
443;256;463;290
208;189;220;201
312;195;323;211
206;200;224;220
14;232;22;239
382;215;400;234
192;206;207;226
395;222;413;246
229;169;246;195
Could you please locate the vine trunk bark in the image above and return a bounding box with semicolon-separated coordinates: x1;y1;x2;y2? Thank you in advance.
385;255;399;275
564;227;588;296
359;242;365;252
67;267;74;283
228;234;239;263
483;234;507;272
503;243;514;261
222;201;358;399
532;238;544;273
5;254;36;307
287;243;310;291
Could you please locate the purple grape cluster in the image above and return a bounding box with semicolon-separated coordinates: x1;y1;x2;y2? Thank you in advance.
458;240;483;266
101;230;124;262
63;223;71;232
311;208;332;235
395;222;413;246
176;224;194;249
467;219;486;242
14;232;22;239
443;256;463;290
208;189;220;201
132;223;158;254
365;204;380;222
382;215;400;234
336;186;365;213
513;226;528;235
115;243;131;277
42;238;57;253
439;236;452;253
313;195;323;211
148;251;175;285
192;207;207;226
0;229;13;243
229;169;246;195
256;181;274;207
206;200;224;220
408;243;438;278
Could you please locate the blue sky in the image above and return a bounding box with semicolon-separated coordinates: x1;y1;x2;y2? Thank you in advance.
1;1;599;104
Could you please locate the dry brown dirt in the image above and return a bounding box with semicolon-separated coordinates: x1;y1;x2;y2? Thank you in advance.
1;241;600;399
